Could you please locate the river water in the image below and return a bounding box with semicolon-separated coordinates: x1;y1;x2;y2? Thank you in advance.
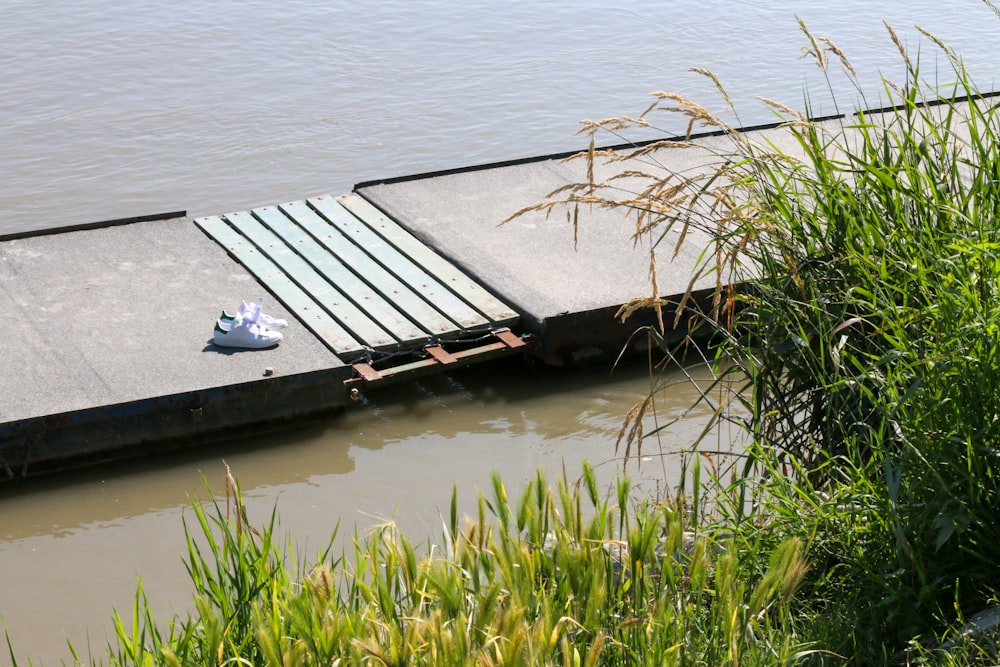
2;1;998;663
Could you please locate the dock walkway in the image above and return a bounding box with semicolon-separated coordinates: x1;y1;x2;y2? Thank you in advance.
0;216;349;476
194;193;518;362
5;97;967;478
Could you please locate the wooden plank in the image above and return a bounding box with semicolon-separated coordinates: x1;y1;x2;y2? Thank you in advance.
193;216;365;357
252;205;430;345
307;195;488;330
223;210;397;350
337;192;519;325
279;200;459;336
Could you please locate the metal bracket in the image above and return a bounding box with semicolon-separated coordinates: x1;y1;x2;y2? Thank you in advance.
424;344;459;365
353;362;383;383
495;328;526;349
345;330;535;400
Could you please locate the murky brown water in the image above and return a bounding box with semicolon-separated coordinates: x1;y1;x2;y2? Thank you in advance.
2;0;998;662
0;359;732;662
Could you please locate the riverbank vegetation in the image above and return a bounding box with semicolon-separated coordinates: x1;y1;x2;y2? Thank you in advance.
11;17;1000;667
531;14;1000;664
31;467;815;666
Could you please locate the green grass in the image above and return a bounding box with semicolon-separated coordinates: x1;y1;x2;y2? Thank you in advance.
8;466;817;666
532;11;1000;663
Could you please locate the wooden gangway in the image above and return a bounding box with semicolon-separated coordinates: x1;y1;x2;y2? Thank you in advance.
195;193;523;371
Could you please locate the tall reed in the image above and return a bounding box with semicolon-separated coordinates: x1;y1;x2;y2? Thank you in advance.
16;466;813;666
520;13;1000;661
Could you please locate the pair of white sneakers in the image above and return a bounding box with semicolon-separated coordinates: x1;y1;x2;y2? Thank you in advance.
213;299;288;349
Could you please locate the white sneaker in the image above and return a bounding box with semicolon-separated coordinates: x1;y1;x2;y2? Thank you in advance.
213;316;282;349
220;299;288;330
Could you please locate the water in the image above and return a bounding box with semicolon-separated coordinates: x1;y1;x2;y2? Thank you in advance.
1;0;998;662
5;0;998;237
0;361;730;663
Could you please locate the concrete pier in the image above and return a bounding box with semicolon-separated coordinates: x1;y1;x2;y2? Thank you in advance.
355;145;724;365
10;95;967;477
0;118;798;477
0;215;350;477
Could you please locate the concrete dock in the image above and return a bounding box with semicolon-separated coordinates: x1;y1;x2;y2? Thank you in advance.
0;216;351;476
355;145;723;365
7;95;968;478
0;115;817;478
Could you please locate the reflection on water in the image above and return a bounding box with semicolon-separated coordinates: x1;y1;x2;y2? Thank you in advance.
0;358;723;541
0;358;728;664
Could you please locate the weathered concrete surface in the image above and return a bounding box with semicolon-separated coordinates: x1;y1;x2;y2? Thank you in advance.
355;103;952;365
0;216;349;476
4;95;984;474
355;132;748;365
